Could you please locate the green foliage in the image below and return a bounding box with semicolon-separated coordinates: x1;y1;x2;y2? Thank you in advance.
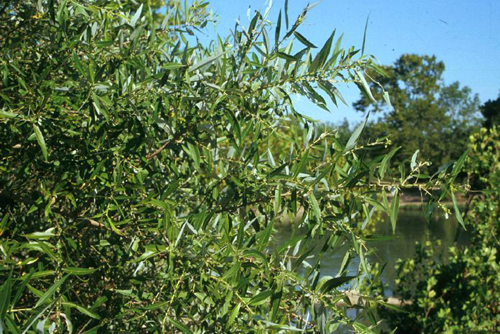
353;54;482;174
480;95;500;129
378;127;500;333
0;1;456;332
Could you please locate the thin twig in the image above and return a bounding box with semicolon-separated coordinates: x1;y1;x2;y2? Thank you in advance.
147;138;174;160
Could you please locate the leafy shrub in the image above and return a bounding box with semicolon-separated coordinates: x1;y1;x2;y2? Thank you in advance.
0;1;455;332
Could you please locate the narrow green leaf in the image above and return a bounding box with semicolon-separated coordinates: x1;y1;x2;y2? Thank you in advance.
12;270;34;307
249;290;273;306
319;275;357;293
451;150;468;180
148;198;171;211
257;218;274;251
292;245;315;271
91;94;109;121
222;263;240;281
344;112;369;152
383;91;392;109
186;142;201;171
37;242;58;262
451;191;466;230
22;228;56;240
0;110;19;118
107;217;124;236
311;165;333;187
309;29;335;72
361;14;370;56
62;302;101;319
338;250;351;276
411;150;420;170
62;267;97;276
0;271;12;320
130;4;143;27
309;193;321;222
273;186;281;216
390;189;400;234
356;70;376;103
276;52;299;62
275;11;282;48
140;301;168;310
359;248;369;275
5;315;21;334
35;275;69;308
163;63;187;70
379;301;409;313
168;318;193;334
284;0;289;29
379;146;401;179
317;81;338;106
227;303;240;327
96;40;113;48
188;51;227;73
72;51;84;75
363;196;388;214
30;271;55;279
293;149;309;178
294;31;316;48
33;124;48;161
264;322;303;331
262;29;270;54
331;84;348;106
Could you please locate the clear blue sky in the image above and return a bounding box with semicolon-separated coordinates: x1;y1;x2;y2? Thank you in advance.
198;0;500;124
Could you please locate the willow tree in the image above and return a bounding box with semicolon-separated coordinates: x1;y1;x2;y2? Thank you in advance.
0;0;459;332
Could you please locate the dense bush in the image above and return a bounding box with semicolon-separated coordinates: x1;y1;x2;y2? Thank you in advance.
0;1;458;332
379;127;500;333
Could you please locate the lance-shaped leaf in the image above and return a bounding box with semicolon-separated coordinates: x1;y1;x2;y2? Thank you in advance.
33;124;48;161
356;70;376;103
309;29;335;73
319;275;357;293
379;146;401;179
390;189;400;234
130;4;143;27
345;112;369;152
451;191;466;230
294;31;317;48
188;51;227;73
35;275;69;308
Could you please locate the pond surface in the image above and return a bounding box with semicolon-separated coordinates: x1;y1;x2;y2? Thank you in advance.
274;209;469;293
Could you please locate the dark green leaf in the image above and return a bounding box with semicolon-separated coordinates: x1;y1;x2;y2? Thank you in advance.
34;275;69;308
294;31;316;48
319;275;357;293
62;302;101;319
249;290;273;306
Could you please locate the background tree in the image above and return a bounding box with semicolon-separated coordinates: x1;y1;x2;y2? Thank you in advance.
354;54;481;174
480;95;500;129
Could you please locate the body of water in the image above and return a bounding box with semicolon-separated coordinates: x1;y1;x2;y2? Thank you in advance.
274;209;469;292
